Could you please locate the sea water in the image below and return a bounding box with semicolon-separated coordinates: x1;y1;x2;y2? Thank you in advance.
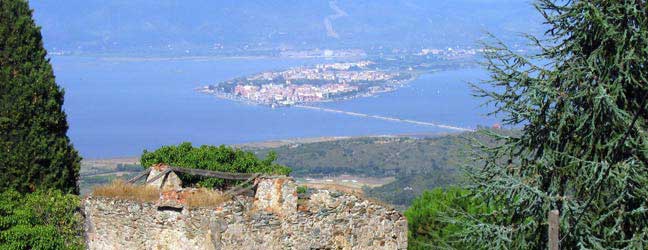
51;56;497;158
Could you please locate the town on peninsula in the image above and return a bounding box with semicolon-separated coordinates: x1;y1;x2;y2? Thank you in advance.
198;48;480;107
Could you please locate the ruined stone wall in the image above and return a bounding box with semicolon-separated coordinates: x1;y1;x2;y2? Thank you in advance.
84;178;407;250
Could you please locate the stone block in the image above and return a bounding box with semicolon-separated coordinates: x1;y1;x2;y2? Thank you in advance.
253;177;297;217
146;164;182;190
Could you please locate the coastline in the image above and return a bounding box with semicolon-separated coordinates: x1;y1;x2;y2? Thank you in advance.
82;131;457;161
199;72;422;108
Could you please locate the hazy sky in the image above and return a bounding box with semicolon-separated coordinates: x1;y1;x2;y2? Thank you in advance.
30;0;543;54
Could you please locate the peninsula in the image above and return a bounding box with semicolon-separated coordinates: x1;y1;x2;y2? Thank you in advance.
199;61;414;107
198;48;481;107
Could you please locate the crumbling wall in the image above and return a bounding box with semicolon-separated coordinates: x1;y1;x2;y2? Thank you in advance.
84;178;407;250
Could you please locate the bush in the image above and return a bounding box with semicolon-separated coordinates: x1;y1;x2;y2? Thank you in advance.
405;187;495;250
0;189;83;250
296;186;308;194
141;142;291;188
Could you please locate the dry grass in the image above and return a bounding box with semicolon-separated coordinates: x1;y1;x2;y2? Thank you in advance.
184;188;230;208
92;179;160;203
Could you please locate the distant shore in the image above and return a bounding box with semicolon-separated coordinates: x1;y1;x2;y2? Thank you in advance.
81;131;455;162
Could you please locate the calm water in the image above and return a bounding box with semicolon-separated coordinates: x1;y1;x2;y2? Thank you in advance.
51;56;496;158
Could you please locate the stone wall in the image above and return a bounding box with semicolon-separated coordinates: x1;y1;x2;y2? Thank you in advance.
84;178;407;250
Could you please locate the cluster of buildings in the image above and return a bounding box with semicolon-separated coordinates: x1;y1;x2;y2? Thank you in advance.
210;60;408;106
233;83;359;105
314;61;373;70
249;61;399;85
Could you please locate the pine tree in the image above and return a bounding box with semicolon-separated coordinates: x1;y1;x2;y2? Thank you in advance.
461;0;648;248
0;0;81;194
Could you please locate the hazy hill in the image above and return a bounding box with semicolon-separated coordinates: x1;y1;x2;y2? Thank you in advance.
30;0;543;55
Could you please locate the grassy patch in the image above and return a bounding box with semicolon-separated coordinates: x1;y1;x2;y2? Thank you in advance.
92;180;160;203
92;180;231;208
184;188;230;208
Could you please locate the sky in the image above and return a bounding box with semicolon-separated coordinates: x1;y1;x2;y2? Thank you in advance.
30;0;544;55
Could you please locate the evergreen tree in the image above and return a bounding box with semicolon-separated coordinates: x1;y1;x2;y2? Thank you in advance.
461;0;648;248
0;0;81;194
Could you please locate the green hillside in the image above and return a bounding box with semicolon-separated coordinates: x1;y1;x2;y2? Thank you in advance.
252;133;474;178
251;129;509;207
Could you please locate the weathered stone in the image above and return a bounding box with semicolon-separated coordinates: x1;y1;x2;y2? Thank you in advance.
84;178;407;250
146;164;182;190
253;177;297;217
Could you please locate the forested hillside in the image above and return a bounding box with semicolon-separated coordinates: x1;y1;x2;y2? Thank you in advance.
253;134;473;177
251;129;512;207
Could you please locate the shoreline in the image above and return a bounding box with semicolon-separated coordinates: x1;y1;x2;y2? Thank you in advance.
81;131;459;161
199;70;423;108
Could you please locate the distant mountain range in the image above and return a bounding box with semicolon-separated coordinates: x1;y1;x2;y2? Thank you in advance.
30;0;544;55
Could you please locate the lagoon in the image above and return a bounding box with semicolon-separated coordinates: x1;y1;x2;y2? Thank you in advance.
51;56;496;158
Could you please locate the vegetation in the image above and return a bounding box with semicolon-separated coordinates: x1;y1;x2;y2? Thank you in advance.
141;142;291;188
92;180;229;208
78;160;143;194
92;180;160;203
364;172;460;208
254;130;513;206
79;173;140;195
0;0;81;194
253;134;475;178
183;188;229;208
0;1;85;249
405;187;498;250
296;186;308;194
446;0;648;248
0;189;83;250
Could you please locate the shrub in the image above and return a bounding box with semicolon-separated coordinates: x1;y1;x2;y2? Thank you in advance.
0;189;84;250
296;186;308;194
141;142;291;188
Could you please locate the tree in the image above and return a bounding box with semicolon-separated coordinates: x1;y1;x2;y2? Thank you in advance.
405;187;497;250
141;142;291;188
0;0;81;194
0;189;84;250
462;0;648;248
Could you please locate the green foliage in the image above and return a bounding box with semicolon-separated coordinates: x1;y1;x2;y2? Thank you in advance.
141;142;291;188
464;0;648;248
296;186;308;194
0;0;81;194
256;130;513;206
405;187;497;250
254;134;476;178
0;189;83;250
